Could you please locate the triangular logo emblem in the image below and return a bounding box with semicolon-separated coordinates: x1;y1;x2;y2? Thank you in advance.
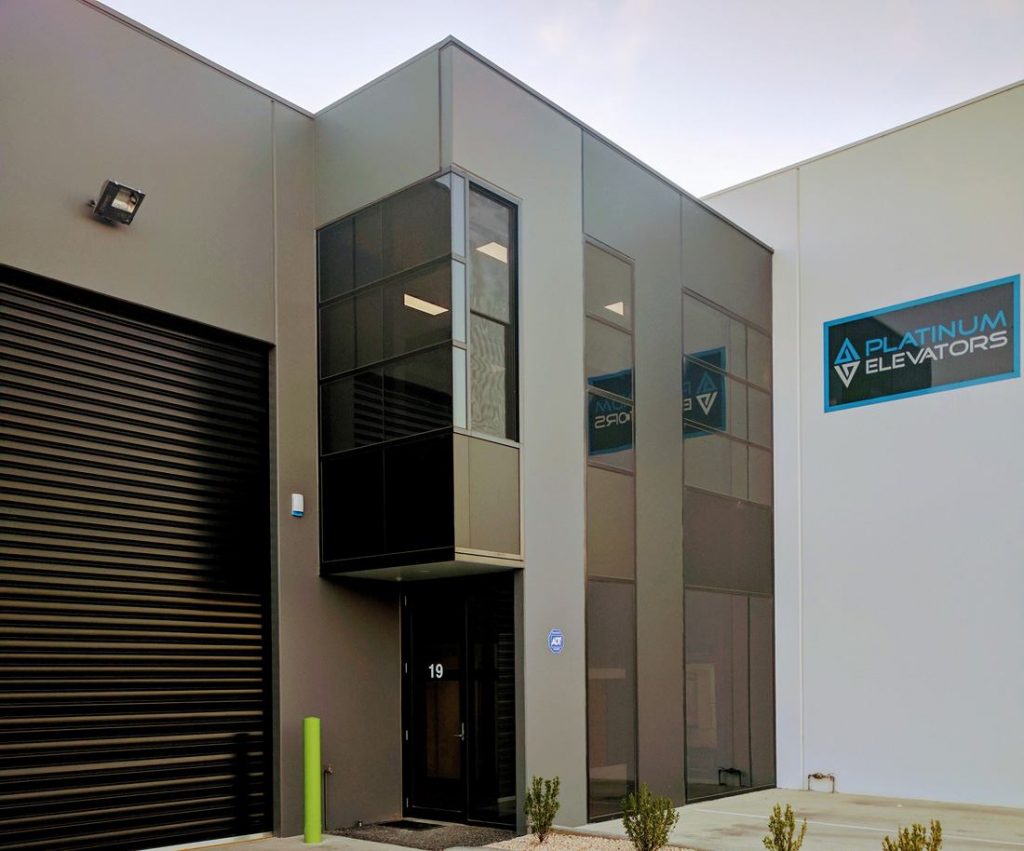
834;361;860;388
696;372;718;394
696;391;718;415
834;338;860;365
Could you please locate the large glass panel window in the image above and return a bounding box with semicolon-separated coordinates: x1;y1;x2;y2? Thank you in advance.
468;187;518;440
584;240;637;819
683;287;774;801
317;176;461;571
587;580;637;819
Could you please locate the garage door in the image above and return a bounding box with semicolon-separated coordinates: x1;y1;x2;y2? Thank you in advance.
0;269;272;850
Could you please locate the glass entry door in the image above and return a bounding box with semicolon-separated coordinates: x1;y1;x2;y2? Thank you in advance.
403;575;516;826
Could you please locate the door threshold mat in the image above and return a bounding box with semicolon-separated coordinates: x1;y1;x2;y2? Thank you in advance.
379;819;443;831
333;821;514;850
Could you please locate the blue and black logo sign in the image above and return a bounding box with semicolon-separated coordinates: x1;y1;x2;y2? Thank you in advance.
684;348;727;436
824;275;1020;412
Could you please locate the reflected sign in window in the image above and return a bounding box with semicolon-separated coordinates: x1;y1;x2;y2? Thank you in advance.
684;348;727;437
824;275;1019;412
588;395;633;459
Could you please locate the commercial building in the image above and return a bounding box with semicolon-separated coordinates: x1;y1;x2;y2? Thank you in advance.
0;2;773;849
2;3;1018;851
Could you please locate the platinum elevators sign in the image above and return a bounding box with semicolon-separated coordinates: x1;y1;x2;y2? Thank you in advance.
825;275;1019;412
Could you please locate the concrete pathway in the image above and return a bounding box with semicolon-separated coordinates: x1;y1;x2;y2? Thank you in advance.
584;789;1024;851
193;790;1024;851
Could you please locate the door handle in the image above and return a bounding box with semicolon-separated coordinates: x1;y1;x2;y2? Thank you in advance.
453;722;465;741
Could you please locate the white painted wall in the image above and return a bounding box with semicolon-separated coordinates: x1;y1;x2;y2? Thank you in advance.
708;82;1024;808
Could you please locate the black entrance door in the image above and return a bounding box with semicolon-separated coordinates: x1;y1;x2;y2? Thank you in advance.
403;575;516;826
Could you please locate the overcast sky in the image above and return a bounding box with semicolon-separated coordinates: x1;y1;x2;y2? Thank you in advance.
102;0;1024;195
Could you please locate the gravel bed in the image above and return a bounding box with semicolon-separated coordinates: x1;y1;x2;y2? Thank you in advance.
332;821;513;850
488;830;698;850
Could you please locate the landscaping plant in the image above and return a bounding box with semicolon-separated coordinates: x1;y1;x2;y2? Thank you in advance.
763;803;807;851
621;782;679;851
524;775;560;842
881;820;943;851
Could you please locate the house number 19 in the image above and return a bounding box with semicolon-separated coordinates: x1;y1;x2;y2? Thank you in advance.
428;663;444;679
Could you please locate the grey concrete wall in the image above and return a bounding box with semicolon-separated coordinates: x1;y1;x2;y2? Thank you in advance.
316;49;442;226
448;44;589;826
0;0;278;342
271;104;403;835
582;134;686;805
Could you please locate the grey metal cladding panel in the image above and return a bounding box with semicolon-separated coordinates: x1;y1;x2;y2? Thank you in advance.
0;271;271;851
316;50;441;226
681;194;772;330
0;0;276;342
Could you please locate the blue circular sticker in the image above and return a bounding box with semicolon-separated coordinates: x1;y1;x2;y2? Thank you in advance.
547;628;564;655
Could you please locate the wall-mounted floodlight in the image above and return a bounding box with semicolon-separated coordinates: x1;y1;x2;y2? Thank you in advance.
91;179;145;224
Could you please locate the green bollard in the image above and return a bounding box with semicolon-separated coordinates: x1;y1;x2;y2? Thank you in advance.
303;716;322;844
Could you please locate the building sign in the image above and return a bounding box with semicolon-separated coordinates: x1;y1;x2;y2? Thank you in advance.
547;629;564;655
825;275;1019;412
684;348;727;436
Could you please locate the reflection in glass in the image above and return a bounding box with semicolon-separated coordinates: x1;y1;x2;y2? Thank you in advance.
318;217;354;301
383;348;453;440
683;295;746;379
452;262;467;343
586;319;633;399
320;371;383;454
748;446;772;506
685;590;750;799
747;328;771;389
452;347;467;429
383;262;452;358
469;190;512;322
587;394;634;472
586;468;635;579
683;488;772;594
585;243;632;330
587;580;636;819
684;426;747;500
747;387;772;448
320;288;383;377
382;179;451;278
470;315;509;439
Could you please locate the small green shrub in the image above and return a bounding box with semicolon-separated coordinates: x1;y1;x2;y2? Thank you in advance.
524;775;560;842
882;821;943;851
763;803;807;851
621;783;679;851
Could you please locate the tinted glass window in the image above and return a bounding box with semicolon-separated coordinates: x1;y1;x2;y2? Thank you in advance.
321;448;384;561
684;426;747;499
587;580;637;819
382;179;451;277
468;190;512;323
383;347;452;440
747;328;771;389
586;319;633;399
321;371;383;454
748;446;773;506
585;243;632;330
683;295;746;379
319;287;383;378
470;315;510;439
683;488;772;594
384;432;453;553
319;217;355;301
586;468;635;579
588;393;634;472
747;386;772;448
383;262;452;359
353;205;384;288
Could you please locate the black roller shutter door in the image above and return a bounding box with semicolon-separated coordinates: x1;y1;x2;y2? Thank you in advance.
0;268;272;851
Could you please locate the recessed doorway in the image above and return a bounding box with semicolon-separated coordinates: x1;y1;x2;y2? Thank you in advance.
402;574;517;827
